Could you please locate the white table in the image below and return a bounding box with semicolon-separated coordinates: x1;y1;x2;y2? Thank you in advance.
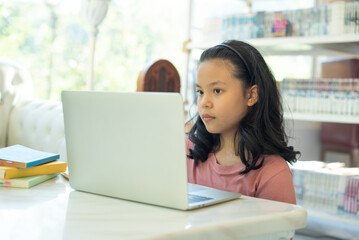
0;176;307;240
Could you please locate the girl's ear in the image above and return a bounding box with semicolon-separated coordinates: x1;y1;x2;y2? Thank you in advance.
247;85;258;107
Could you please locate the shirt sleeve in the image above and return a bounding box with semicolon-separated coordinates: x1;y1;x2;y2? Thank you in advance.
256;168;297;204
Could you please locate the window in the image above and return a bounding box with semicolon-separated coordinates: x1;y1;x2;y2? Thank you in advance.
0;0;187;100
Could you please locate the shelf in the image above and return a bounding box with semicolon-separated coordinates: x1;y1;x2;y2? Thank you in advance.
297;207;359;239
307;207;359;227
188;34;359;55
284;112;359;124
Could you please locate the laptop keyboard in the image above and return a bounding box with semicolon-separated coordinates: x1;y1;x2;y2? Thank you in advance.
188;194;213;204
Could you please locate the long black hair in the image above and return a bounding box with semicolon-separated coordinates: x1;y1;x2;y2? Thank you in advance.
187;40;300;174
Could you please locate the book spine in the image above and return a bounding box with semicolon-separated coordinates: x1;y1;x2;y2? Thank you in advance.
26;154;60;168
1;161;66;179
0;159;26;168
329;1;345;35
281;78;359;116
0;173;59;188
27;173;59;188
292;169;359;215
205;1;359;42
338;175;346;212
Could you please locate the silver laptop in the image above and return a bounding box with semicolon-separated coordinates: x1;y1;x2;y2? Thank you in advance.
61;90;241;210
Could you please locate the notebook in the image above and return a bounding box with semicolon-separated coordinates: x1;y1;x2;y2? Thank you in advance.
61;90;241;210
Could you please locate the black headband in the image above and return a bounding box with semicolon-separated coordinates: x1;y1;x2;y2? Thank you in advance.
217;43;254;86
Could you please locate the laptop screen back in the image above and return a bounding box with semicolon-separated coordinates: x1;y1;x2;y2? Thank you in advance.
62;91;189;209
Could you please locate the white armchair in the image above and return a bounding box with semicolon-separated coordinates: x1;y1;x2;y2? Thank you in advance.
0;59;33;148
0;59;67;162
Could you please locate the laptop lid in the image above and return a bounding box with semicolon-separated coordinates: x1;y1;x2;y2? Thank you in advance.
62;91;189;210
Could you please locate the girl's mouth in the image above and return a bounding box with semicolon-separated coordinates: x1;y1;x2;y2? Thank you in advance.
202;114;215;122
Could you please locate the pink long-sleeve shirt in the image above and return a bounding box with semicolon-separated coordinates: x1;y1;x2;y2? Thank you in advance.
186;138;297;204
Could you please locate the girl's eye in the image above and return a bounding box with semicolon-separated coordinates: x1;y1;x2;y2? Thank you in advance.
214;89;222;94
196;90;203;96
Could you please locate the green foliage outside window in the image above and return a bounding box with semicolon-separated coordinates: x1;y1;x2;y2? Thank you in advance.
0;0;187;100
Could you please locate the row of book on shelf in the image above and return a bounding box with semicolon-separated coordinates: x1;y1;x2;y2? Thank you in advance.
280;78;359;116
0;145;66;188
201;1;359;42
291;161;359;215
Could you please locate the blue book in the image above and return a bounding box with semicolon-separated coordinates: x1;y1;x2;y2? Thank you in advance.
0;145;60;168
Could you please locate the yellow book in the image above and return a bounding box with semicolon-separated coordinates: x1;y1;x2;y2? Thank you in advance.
0;160;67;179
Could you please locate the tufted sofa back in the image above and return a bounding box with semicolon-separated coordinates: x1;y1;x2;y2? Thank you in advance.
1;59;67;162
7;99;67;162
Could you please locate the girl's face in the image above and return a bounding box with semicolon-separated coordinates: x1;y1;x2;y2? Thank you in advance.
196;59;255;137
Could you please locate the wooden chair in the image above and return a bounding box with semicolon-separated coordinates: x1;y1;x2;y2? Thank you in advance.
136;59;194;132
320;123;359;167
137;59;180;93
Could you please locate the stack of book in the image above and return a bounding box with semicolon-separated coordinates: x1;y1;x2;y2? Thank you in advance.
281;78;359;116
202;1;359;42
0;145;67;188
291;161;359;215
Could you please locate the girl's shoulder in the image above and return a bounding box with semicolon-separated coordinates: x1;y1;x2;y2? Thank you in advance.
254;155;293;186
261;154;291;171
185;135;194;147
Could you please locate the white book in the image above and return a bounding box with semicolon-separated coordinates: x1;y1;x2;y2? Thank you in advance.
329;1;345;35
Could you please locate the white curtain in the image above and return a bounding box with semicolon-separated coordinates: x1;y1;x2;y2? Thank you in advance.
81;0;111;90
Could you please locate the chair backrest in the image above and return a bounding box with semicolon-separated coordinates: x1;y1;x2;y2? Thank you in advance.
137;59;180;93
321;123;359;148
7;99;67;163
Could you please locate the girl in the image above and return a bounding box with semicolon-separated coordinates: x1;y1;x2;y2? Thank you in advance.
187;40;300;204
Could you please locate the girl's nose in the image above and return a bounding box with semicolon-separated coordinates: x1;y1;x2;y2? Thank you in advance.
199;95;213;109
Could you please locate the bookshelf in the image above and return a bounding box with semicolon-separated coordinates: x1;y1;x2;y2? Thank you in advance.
188;34;359;55
284;112;359;124
300;206;359;239
184;0;359;125
184;1;359;237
